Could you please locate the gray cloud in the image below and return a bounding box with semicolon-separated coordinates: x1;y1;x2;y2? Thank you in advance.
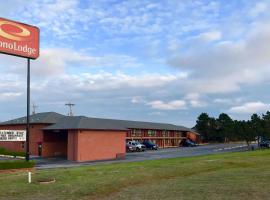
229;101;270;114
168;22;270;94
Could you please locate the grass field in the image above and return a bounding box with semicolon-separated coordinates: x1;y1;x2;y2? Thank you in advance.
0;150;270;200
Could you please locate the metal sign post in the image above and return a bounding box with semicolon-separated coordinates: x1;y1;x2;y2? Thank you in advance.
26;58;30;161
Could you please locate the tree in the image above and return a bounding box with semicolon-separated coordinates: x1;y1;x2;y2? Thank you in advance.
195;111;270;145
250;113;263;147
207;117;218;142
195;113;211;142
262;111;270;140
195;113;217;142
235;120;255;148
216;113;234;142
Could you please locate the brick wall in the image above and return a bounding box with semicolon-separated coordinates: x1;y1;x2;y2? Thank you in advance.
67;130;126;162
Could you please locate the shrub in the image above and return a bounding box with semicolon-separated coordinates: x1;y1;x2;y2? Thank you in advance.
0;147;26;157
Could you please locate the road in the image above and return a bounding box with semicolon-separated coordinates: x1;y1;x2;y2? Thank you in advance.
35;142;251;169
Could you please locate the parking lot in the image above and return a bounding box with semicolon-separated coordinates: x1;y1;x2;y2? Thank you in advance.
125;142;248;161
34;142;249;169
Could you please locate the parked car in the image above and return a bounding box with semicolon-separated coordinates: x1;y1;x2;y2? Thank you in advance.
142;140;158;150
179;139;197;147
127;141;146;151
126;143;136;152
259;140;270;148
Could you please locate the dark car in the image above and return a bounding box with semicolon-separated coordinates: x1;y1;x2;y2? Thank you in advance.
259;140;270;148
142;140;158;150
179;139;197;147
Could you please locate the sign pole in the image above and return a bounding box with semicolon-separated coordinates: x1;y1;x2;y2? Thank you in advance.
26;58;30;162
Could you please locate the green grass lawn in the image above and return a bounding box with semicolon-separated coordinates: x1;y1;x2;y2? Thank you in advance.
0;150;270;200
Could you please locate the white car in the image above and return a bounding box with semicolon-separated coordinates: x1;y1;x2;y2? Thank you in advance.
127;141;146;151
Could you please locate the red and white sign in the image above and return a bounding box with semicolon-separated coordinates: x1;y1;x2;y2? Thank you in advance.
0;17;39;59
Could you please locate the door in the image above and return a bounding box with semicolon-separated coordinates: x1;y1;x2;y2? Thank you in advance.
38;143;42;156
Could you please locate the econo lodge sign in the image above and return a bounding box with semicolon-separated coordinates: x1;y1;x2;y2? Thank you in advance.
0;17;39;59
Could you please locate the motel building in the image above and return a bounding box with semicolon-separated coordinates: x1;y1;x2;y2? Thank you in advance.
0;112;199;162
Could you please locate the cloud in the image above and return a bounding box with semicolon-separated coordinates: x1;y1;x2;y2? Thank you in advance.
131;93;206;111
213;97;244;105
250;2;269;17
189;100;204;108
11;0;223;43
168;22;270;95
148;111;165;116
184;93;207;108
1;48;143;78
0;92;22;102
229;101;270;114
131;96;144;104
214;98;233;104
38;48;142;71
147;100;186;110
0;0;33;16
23;0;82;39
196;31;222;42
44;71;187;92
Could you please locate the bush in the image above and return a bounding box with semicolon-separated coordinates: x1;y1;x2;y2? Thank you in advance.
0;147;25;157
0;160;35;170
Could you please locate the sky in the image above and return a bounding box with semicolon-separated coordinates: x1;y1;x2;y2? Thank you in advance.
1;0;270;127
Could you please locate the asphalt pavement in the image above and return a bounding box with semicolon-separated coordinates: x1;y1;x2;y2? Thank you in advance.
34;142;251;169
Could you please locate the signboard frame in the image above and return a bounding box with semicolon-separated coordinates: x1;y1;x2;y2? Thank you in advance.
0;17;40;60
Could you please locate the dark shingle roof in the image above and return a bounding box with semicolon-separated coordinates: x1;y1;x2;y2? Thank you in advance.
1;112;196;133
43;116;128;131
0;112;65;125
44;116;193;132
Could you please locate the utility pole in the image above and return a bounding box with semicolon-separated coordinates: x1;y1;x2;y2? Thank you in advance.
65;102;75;116
32;103;38;115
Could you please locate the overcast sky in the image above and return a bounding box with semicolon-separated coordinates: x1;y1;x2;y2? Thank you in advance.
1;0;270;127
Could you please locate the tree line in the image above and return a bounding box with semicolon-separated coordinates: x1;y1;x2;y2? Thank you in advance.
194;112;270;147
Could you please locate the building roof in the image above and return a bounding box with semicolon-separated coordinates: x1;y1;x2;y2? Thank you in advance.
43;116;128;131
0;112;65;125
1;112;197;133
44;116;193;132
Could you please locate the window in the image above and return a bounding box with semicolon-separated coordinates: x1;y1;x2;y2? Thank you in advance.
175;132;182;137
162;130;169;137
131;129;141;137
148;130;156;137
